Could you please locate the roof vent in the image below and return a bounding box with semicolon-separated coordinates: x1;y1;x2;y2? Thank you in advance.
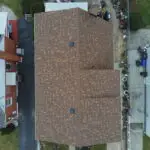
69;108;76;114
68;42;75;47
91;66;95;69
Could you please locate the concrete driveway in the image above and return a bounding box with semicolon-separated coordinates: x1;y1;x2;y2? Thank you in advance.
17;18;37;150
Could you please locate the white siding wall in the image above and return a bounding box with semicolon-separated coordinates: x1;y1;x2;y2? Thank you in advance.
0;59;5;112
44;2;88;12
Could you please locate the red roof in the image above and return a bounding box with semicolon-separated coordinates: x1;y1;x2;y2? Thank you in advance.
9;20;18;43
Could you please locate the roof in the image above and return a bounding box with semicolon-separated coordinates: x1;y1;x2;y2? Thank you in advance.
0;12;7;118
34;8;121;146
0;58;5;112
0;12;8;35
44;2;88;12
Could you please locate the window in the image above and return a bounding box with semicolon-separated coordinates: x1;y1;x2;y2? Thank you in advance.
6;63;11;70
6;98;12;107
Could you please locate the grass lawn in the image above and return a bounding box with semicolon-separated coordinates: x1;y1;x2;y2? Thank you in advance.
0;0;23;17
0;128;19;150
41;141;53;150
143;135;150;150
41;142;69;150
91;144;106;150
136;0;150;26
130;0;150;30
41;143;106;150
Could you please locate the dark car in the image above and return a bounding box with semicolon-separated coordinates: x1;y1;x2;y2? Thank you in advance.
103;11;111;21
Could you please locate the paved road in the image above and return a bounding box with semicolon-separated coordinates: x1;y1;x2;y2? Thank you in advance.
17;18;37;150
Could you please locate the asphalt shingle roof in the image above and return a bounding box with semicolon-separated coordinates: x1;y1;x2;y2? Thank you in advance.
34;8;121;146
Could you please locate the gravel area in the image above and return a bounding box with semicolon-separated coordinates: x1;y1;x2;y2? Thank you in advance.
88;0;124;63
104;0;124;63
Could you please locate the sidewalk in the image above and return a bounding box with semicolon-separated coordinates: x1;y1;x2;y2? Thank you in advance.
128;49;145;123
127;45;145;150
107;142;121;150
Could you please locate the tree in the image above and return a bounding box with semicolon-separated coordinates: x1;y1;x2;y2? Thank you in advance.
22;0;45;15
130;12;144;30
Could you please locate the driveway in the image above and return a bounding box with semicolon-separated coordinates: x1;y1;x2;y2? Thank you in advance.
17;18;37;150
127;29;150;150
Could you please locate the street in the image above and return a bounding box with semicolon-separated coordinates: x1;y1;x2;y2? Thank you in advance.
17;18;37;150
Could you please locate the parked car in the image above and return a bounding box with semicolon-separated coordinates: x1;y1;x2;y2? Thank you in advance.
103;10;111;21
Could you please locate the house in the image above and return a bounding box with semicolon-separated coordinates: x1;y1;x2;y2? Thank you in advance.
34;8;121;146
0;12;21;128
44;2;88;12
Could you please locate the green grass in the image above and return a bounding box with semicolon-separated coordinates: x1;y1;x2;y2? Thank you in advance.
0;0;23;17
130;0;150;30
143;135;150;150
59;144;69;150
22;0;45;15
0;129;19;150
90;144;106;150
136;0;150;26
41;143;106;150
40;142;69;150
41;141;53;150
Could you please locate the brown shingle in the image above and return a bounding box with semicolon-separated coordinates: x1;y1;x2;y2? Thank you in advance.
34;8;121;146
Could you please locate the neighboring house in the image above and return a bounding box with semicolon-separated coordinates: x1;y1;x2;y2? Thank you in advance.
44;2;88;12
0;12;21;128
34;8;121;146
